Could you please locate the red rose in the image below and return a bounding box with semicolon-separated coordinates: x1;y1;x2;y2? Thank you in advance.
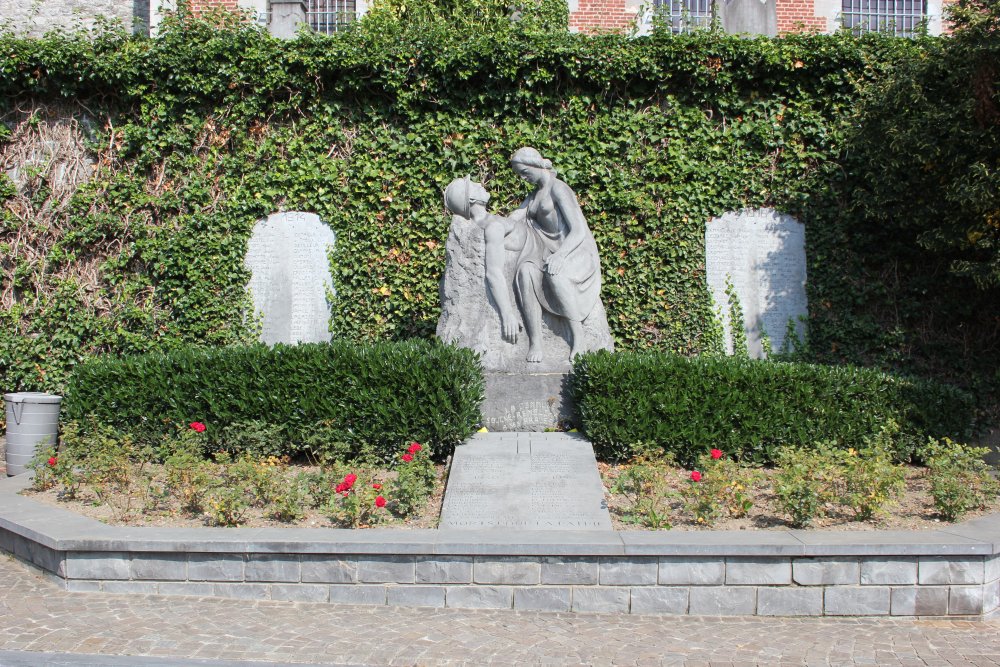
372;483;382;490
375;496;387;508
344;473;357;486
401;453;414;463
335;482;346;493
690;470;702;482
710;449;723;460
408;442;422;454
189;422;206;433
47;456;57;467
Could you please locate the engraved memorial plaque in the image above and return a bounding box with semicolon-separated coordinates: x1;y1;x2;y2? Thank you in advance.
245;211;336;346
706;208;808;358
439;432;612;530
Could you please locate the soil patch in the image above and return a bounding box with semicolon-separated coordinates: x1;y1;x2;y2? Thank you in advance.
600;462;998;531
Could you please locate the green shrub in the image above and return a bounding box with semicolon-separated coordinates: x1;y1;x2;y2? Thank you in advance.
572;351;974;465
62;339;484;461
392;441;436;517
836;421;906;521
772;443;842;528
920;437;1000;521
680;448;760;525
609;442;676;529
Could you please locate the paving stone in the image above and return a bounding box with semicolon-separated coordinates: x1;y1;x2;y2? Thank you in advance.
890;587;948;616
473;556;540;585
513;586;572;612
245;554;300;583
329;584;387;606
187;554;245;582
415;556;472;583
689;586;756;615
446;586;513;609
357;556;415;583
919;557;985;585
757;587;823;616
949;586;985;615
572;587;630;613
600;557;657;586
658;557;725;585
300;555;356;584
726;558;791;585
629;587;689;614
130;553;187;581
540;556;599;585
792;557;859;586
386;585;446;608
861;558;918;585
65;552;130;580
825;587;890;616
270;584;330;603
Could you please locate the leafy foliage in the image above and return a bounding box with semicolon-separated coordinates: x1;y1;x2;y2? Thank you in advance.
62;339;483;460
919;437;1000;521
0;11;996;434
572;350;975;465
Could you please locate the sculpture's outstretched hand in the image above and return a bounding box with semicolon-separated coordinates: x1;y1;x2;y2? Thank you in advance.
545;252;567;276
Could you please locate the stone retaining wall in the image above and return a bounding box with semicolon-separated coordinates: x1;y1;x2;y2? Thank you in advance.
2;476;998;617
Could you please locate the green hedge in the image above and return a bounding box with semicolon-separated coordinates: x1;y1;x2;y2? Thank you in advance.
571;351;975;465
62;339;484;460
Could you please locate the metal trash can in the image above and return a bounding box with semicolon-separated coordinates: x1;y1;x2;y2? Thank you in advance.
3;392;62;476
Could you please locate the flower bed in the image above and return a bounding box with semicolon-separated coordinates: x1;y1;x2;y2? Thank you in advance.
602;436;999;531
23;422;443;529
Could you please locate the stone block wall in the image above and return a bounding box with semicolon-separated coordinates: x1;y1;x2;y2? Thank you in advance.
17;544;997;617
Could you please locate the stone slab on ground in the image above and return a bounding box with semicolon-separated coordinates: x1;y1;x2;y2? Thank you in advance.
439;432;611;530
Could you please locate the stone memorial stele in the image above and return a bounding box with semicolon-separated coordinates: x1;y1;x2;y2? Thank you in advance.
437;148;614;430
244;211;336;346
705;208;808;358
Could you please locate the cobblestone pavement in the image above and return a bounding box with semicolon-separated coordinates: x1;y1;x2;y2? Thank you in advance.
0;556;998;666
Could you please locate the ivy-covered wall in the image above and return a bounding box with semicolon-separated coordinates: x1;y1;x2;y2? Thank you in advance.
1;9;997;430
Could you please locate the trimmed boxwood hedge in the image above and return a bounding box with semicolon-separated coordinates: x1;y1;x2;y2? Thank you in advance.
63;339;484;460
571;351;975;465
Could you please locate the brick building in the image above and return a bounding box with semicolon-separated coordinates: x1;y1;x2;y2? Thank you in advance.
0;0;948;38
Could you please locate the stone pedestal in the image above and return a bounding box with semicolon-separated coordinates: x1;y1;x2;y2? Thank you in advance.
481;372;574;432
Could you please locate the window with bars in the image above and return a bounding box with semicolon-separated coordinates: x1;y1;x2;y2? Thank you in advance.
308;0;357;34
653;0;714;34
841;0;926;37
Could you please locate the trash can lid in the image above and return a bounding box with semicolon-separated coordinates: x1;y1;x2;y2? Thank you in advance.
2;392;63;404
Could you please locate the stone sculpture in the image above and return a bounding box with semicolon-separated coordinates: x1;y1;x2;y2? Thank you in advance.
437;148;613;373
